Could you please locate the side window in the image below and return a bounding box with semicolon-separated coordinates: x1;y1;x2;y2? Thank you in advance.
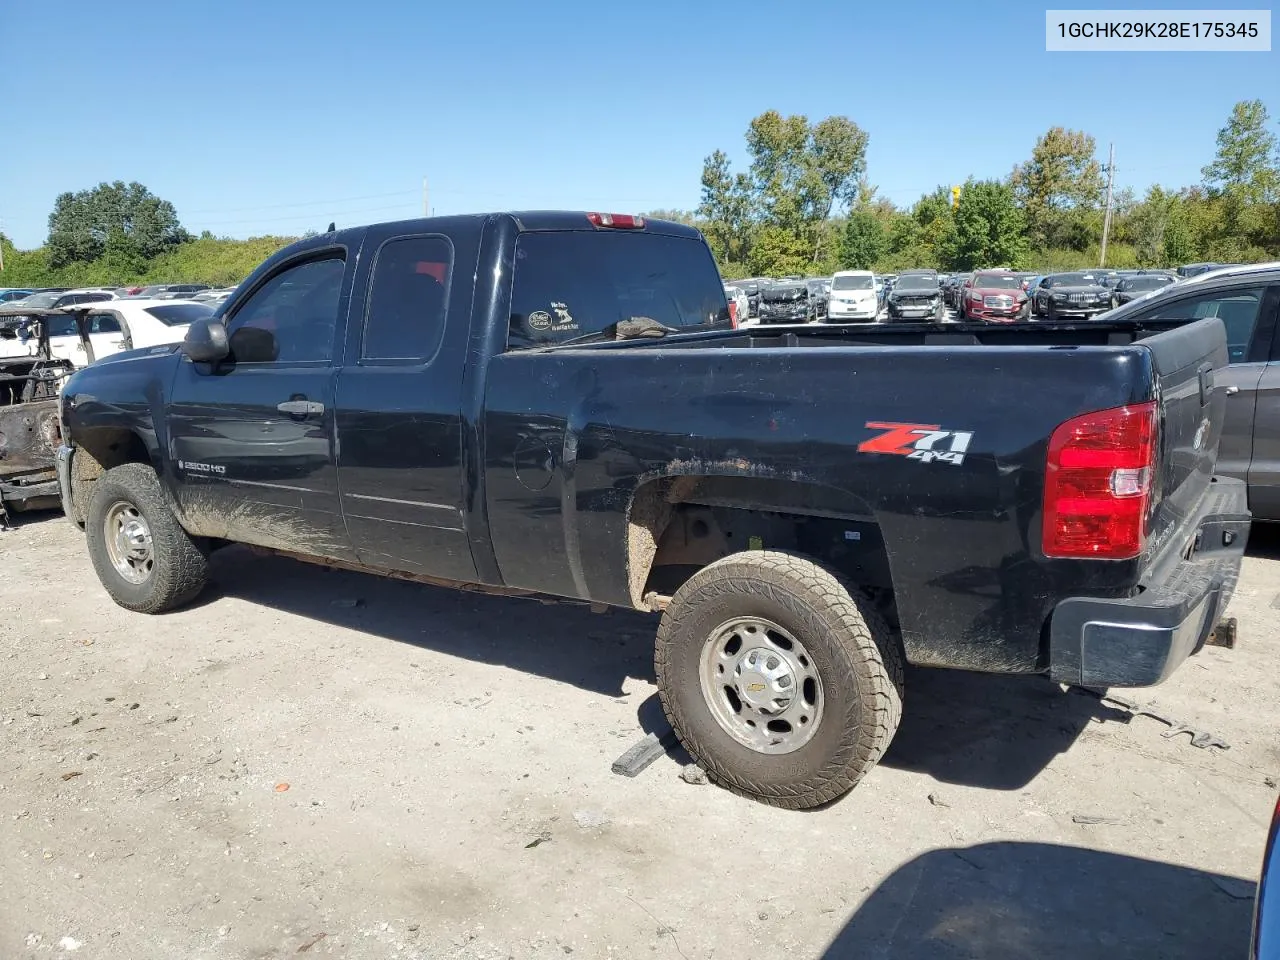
86;312;121;334
1136;286;1264;363
226;256;345;364
362;236;452;362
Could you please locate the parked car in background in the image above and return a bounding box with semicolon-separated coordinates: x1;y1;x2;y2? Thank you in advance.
723;284;751;327
123;283;211;299
958;271;1031;322
1093;269;1121;289
1032;272;1111;319
45;300;216;367
191;288;236;306
805;278;830;320
1178;262;1227;278
0;289;34;303
1111;273;1177;307
4;289;115;313
1098;262;1279;519
728;278;768;319
757;280;816;323
885;272;944;321
827;270;880;322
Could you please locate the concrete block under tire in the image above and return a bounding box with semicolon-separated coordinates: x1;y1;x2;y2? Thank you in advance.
654;550;904;809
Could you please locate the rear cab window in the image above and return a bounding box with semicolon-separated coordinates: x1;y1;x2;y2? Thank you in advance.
507;231;730;351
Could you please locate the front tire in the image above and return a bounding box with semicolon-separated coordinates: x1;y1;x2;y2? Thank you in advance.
85;463;209;614
655;551;904;809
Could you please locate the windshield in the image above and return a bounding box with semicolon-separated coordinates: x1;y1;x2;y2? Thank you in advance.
832;275;874;291
762;285;806;301
1055;273;1097;286
20;292;61;308
973;275;1021;289
144;303;215;326
896;276;939;292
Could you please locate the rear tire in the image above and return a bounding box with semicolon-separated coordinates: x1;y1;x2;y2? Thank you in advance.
85;463;209;614
655;551;904;809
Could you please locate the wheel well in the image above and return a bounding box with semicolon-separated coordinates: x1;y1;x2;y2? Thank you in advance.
69;428;151;525
627;476;897;627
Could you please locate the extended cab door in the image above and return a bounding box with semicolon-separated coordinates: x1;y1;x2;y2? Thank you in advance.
333;226;478;581
1128;281;1277;485
166;251;355;558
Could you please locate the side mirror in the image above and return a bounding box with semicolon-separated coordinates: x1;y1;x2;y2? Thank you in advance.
182;316;229;363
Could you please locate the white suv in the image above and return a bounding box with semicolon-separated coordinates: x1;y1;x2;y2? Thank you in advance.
826;270;879;322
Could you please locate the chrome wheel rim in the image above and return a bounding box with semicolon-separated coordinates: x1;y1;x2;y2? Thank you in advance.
103;501;154;584
698;617;824;755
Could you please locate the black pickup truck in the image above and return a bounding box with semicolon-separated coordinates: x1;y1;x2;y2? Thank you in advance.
56;212;1249;809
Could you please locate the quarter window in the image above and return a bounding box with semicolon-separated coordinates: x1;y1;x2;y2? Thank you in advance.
362;236;452;362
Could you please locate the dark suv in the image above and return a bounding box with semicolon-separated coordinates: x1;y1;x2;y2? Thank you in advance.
1102;264;1280;519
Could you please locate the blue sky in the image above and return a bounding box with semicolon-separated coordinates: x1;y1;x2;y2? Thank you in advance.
2;0;1275;249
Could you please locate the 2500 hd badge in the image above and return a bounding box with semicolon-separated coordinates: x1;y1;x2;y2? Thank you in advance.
178;460;227;476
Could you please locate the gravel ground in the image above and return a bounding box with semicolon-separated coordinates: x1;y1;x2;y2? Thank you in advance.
1;513;1277;960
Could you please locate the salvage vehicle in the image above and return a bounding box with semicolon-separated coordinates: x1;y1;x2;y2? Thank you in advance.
757;280;816;323
1098;263;1280;520
1110;273;1177;308
47;300;215;367
0;306;89;526
827;270;880;322
1032;272;1112;319
57;211;1249;809
956;271;1030;322
886;272;944;321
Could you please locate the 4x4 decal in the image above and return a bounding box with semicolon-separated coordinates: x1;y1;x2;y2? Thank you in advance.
857;421;974;466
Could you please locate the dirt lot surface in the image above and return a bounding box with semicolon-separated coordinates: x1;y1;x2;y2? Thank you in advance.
2;514;1277;960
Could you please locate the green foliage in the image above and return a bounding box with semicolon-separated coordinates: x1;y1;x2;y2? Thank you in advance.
46;181;190;269
697;110;870;275
943;179;1028;270
838;210;887;269
1012;128;1104;252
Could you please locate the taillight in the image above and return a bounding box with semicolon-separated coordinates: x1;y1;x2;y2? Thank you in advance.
727;300;739;327
1043;401;1159;560
586;212;645;229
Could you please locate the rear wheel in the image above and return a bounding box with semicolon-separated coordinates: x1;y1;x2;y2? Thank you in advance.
85;463;209;613
655;551;904;809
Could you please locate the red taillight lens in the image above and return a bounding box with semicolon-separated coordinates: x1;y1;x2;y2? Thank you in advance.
586;212;645;229
727;300;738;327
1043;401;1159;560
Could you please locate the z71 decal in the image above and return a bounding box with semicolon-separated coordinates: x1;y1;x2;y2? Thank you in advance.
857;421;974;466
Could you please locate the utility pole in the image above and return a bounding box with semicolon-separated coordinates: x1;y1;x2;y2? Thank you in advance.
1099;142;1115;268
422;177;429;218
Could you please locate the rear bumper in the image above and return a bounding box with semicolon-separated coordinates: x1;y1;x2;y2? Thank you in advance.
1048;476;1250;687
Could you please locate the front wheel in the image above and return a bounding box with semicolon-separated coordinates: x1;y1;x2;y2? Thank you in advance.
86;463;209;613
655;551;904;809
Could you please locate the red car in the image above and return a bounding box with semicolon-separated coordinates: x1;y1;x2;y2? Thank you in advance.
958;271;1032;323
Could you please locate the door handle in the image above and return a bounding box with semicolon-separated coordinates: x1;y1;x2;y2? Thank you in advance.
276;399;325;416
1224;385;1240;396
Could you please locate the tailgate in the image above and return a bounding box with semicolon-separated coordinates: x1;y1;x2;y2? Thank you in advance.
1142;317;1230;561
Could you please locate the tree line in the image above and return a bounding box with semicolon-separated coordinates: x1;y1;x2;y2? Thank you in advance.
663;100;1280;278
0;182;301;288
3;100;1276;288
